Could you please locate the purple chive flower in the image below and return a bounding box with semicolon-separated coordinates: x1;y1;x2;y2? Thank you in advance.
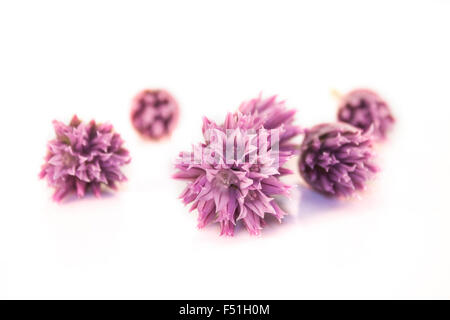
299;122;378;198
238;94;303;155
130;89;179;140
337;89;395;140
174;95;301;236
39;115;131;202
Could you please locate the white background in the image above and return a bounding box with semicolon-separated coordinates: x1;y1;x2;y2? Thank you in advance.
1;0;449;299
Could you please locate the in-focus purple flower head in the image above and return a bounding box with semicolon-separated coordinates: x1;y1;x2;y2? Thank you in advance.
40;115;131;202
299;122;378;198
174;95;301;236
131;89;179;140
337;89;395;141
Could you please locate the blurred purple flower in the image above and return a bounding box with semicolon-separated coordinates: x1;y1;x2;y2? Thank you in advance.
131;89;179;140
337;89;395;140
299;122;377;198
174;95;301;236
40;115;131;202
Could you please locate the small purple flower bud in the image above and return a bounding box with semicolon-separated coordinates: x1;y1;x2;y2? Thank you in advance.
337;89;394;140
299;122;378;198
40;115;131;202
130;89;179;140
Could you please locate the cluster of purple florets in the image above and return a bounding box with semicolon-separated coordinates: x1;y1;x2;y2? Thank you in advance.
174;95;301;236
40;87;394;236
40;115;131;201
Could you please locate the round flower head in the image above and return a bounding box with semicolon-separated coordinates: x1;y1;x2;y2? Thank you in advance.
40;115;131;202
174;95;301;236
337;89;394;140
130;89;179;140
299;122;377;198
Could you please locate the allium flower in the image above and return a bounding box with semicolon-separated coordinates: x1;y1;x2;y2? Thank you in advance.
337;89;395;140
130;89;179;140
39;115;131;202
238;95;303;155
174;95;301;236
299;122;377;198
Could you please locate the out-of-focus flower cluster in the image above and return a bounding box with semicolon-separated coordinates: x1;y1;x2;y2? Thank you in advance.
131;89;179;140
337;89;394;140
